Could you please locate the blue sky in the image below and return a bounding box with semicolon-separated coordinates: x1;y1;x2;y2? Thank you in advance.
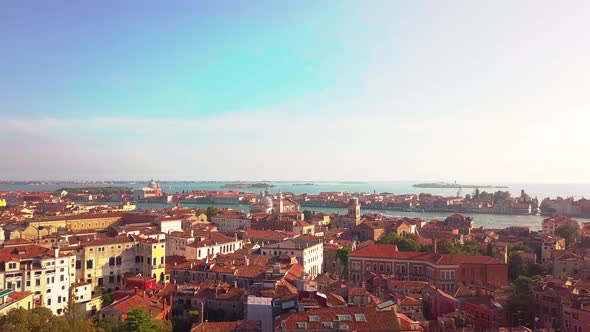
1;1;590;182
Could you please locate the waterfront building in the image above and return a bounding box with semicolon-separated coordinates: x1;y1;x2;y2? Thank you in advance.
132;179;164;201
542;215;579;235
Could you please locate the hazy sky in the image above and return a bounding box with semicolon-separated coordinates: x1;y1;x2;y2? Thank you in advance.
1;1;589;182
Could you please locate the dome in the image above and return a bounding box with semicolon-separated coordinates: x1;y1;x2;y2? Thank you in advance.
260;196;273;207
148;179;158;189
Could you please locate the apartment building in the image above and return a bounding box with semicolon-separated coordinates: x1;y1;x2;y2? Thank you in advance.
76;235;167;289
260;237;323;277
348;244;507;292
0;244;75;315
211;211;251;233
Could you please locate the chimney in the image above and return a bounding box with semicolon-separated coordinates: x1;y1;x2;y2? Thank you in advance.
432;238;438;254
54;247;59;258
200;302;204;323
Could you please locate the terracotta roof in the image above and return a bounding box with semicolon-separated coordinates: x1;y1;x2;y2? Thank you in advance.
399;295;422;306
234;266;266;279
7;291;33;301
84;235;133;247
191;320;262;332
101;293;167;319
348;244;400;259
277;306;400;331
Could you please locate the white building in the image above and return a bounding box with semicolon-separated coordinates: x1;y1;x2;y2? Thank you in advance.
212;212;251;233
185;232;243;260
166;231;196;256
155;216;183;234
0;244;75;315
260;238;323;278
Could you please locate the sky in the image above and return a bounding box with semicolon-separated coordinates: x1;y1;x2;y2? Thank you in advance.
1;1;589;182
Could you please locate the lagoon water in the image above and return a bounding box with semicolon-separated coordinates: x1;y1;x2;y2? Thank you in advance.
3;181;590;231
2;181;590;199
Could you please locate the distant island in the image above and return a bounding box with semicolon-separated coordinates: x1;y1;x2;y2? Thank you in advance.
56;186;133;195
222;182;275;189
293;183;316;186
413;182;508;189
339;181;368;184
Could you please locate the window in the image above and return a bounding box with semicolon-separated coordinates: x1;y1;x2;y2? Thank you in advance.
109;276;115;283
135;256;141;263
116;257;122;265
8;262;17;269
161;257;164;264
75;260;81;269
35;279;40;286
86;260;93;269
60;275;65;282
109;257;115;266
354;314;366;322
47;298;51;306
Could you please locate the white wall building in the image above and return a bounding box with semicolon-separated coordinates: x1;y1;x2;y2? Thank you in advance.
0;245;75;315
212;213;251;233
260;238;323;278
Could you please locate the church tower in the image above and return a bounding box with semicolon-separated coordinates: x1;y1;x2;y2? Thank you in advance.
277;190;284;214
348;197;361;225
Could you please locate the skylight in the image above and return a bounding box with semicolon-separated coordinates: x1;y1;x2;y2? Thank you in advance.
354;313;366;322
336;314;352;321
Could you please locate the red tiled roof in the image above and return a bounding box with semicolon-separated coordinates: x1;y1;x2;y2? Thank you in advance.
277;306;400;331
348;244;400;259
191;320;262;332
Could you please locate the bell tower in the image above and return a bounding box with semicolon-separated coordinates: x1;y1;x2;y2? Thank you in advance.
348;197;361;224
277;190;284;214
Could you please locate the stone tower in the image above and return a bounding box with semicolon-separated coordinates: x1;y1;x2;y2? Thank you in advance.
277;190;284;214
348;197;361;225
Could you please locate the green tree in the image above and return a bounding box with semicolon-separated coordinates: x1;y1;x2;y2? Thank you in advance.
555;223;579;248
528;263;545;277
486;243;496;257
378;233;421;251
0;307;97;332
303;210;313;222
206;206;220;220
507;276;533;327
122;308;161;332
493;191;511;202
473;188;480;199
336;248;351;267
96;317;119;332
509;253;528;281
102;291;114;306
